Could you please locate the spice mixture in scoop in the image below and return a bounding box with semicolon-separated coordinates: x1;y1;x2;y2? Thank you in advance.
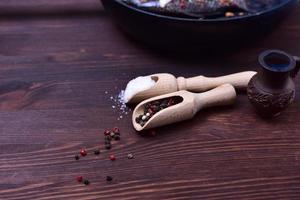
135;96;183;126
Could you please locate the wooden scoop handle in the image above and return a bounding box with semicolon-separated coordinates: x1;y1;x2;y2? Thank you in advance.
177;71;256;92
194;84;236;111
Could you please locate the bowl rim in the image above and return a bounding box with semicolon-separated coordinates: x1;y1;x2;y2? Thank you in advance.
110;0;295;22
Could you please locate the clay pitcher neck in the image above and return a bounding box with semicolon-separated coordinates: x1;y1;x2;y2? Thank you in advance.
258;50;296;90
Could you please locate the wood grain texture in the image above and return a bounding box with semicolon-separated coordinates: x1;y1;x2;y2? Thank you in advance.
0;0;299;199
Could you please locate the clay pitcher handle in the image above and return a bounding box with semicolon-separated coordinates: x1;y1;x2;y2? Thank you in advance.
291;56;300;78
194;84;237;111
178;71;256;92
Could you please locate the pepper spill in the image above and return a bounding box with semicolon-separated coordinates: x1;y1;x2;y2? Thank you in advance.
73;127;124;185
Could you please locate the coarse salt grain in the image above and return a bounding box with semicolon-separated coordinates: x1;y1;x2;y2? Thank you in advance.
123;76;156;103
108;90;131;120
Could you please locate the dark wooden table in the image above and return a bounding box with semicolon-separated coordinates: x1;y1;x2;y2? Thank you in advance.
0;1;299;199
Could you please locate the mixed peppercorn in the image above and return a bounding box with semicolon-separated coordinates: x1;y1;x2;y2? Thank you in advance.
135;96;182;126
74;127;135;185
104;127;121;150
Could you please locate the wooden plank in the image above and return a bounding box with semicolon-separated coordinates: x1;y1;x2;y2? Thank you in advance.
0;1;299;199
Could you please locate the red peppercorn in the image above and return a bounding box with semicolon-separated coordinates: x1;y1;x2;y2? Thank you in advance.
112;127;120;134
179;0;186;9
80;148;87;157
148;108;154;115
76;176;83;182
104;130;111;136
168;98;175;106
109;155;116;161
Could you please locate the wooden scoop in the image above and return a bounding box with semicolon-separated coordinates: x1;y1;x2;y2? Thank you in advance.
127;71;256;103
132;84;236;131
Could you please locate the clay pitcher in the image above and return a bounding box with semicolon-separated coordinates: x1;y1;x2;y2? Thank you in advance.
247;49;300;117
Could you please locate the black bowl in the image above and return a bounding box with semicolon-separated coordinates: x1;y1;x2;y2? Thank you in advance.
101;0;298;49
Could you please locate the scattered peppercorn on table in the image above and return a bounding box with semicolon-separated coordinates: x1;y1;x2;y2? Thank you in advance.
0;0;300;200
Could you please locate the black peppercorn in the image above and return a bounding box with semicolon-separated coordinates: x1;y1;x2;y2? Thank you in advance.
83;179;90;185
153;101;160;106
135;117;140;123
160;103;168;109
105;135;112;141
105;144;112;150
161;99;168;108
106;176;113;182
140;121;145;127
162;99;168;104
94;149;100;155
75;155;80;160
114;134;120;141
145;103;151;109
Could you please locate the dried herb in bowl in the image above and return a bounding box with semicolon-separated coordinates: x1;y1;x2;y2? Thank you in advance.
121;0;284;19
